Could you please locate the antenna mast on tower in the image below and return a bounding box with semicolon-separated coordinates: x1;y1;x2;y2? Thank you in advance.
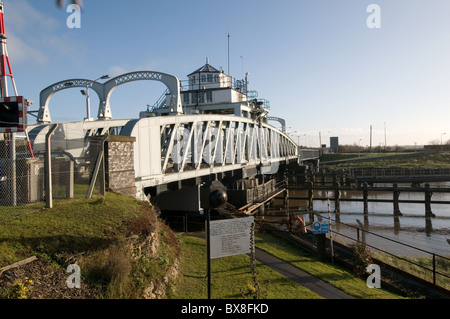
0;1;17;97
227;33;230;75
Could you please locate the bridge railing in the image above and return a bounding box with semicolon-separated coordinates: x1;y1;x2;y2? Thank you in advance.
299;149;320;161
350;167;450;178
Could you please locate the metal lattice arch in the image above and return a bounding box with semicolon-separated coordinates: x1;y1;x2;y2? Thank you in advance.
37;71;182;123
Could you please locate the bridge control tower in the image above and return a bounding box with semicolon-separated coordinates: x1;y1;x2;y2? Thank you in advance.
140;58;270;121
181;58;269;121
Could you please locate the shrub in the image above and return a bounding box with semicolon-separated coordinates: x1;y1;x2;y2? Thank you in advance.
350;241;373;276
0;280;33;299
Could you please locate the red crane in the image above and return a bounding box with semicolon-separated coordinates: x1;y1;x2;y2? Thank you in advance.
0;1;17;98
0;1;33;157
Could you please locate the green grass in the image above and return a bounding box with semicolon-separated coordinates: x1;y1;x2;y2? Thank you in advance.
371;251;450;291
0;192;407;299
166;235;322;299
0;193;146;267
254;232;405;299
320;152;450;169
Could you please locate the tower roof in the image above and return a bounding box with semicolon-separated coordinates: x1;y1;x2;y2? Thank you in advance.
188;57;222;76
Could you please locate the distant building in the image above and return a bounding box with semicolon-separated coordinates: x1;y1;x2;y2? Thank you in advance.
330;136;339;153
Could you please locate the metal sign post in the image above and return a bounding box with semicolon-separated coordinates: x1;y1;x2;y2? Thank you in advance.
203;182;228;300
206;208;211;299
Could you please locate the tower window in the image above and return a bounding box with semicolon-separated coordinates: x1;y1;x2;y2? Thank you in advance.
201;74;206;82
206;91;213;103
207;74;213;83
192;92;198;104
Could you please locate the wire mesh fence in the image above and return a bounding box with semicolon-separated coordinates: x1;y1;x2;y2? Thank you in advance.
0;132;102;222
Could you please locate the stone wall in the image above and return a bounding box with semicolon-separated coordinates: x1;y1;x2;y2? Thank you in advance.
89;135;137;197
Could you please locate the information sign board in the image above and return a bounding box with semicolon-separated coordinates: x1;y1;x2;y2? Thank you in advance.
312;221;329;234
209;216;254;259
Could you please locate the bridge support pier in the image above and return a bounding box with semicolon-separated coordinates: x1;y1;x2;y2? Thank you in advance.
424;184;435;218
393;183;402;216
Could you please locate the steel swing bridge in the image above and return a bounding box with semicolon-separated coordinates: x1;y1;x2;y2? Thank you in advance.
25;68;312;214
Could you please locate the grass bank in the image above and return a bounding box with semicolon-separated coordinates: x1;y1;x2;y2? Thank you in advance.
0;192;406;299
167;235;322;299
0;193;180;299
168;233;405;299
320;152;450;169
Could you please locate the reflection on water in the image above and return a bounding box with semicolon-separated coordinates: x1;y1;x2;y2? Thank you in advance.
281;182;450;256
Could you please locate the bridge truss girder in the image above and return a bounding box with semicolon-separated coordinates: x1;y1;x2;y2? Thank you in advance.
28;114;299;201
120;114;298;199
37;71;182;123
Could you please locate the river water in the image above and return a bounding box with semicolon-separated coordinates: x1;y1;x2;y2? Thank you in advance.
281;182;450;257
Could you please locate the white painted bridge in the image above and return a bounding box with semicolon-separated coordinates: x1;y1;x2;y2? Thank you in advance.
28;113;299;201
25;68;314;212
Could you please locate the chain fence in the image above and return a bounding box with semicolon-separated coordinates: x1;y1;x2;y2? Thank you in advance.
0;132;102;222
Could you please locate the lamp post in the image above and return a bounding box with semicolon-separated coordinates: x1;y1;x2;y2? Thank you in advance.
80;74;110;121
441;132;447;152
358;138;363;157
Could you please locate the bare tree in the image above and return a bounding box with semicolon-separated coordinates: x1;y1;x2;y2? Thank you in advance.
428;139;440;145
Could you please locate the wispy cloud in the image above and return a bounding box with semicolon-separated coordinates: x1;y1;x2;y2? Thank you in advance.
7;32;48;66
4;0;87;67
108;59;169;78
108;65;129;77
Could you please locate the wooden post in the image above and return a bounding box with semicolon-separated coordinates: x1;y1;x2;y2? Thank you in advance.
316;233;327;261
356;219;366;243
424;183;435;218
87;134;109;199
340;174;345;186
283;189;289;213
393;183;402;216
363;182;369;215
307;182;314;212
334;182;340;214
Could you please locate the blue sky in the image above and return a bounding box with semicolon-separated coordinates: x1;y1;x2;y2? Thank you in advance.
3;0;450;147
